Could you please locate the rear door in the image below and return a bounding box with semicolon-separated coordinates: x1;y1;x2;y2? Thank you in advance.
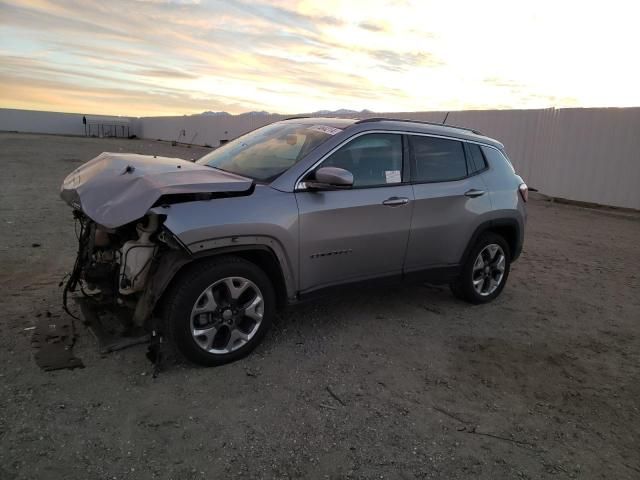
404;135;493;272
295;133;414;292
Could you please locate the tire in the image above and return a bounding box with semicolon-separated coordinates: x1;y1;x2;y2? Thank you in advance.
450;232;511;304
162;255;275;366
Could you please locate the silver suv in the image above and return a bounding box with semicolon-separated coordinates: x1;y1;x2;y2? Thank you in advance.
61;117;527;366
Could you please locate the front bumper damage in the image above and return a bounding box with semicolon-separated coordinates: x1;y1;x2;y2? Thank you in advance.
63;211;186;356
59;152;254;364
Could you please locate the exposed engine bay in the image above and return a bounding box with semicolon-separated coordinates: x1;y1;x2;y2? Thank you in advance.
63;211;178;332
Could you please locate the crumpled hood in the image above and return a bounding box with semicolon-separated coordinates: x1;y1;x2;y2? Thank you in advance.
60;152;253;228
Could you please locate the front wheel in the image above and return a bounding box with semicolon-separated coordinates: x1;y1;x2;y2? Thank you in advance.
450;233;511;304
162;256;275;366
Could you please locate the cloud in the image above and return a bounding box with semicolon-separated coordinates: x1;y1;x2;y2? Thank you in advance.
359;21;386;32
0;1;134;40
369;50;445;71
2;0;620;115
0;0;449;114
136;68;199;79
483;77;524;90
0;71;253;116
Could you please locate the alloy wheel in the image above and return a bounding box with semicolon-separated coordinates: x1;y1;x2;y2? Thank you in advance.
471;244;506;296
190;276;264;354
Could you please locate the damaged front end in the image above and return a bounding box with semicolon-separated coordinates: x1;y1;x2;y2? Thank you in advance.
63;211;183;351
59;152;254;355
65;210;164;312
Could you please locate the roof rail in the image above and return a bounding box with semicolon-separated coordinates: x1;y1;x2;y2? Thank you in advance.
354;117;485;136
282;116;311;121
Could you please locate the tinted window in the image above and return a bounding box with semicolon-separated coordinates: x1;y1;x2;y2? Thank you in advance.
411;136;467;182
467;143;487;174
321;134;403;187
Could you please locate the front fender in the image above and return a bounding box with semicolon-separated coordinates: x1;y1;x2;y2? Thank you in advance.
150;185;299;289
133;241;296;327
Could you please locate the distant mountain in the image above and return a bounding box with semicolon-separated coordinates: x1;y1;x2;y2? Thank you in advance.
199;109;373;117
311;109;374;115
200;111;272;116
242;111;271;116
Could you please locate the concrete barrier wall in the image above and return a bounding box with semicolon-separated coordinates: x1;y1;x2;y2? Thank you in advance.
1;107;638;209
0;108;137;136
432;108;640;210
138;113;289;146
138;107;640;209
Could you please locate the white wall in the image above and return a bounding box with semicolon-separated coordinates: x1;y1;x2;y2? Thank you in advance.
0;108;137;136
138;113;289;146
2;106;639;209
426;108;640;210
138;107;640;209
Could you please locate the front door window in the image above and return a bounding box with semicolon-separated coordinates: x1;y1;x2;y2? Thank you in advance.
321;133;403;187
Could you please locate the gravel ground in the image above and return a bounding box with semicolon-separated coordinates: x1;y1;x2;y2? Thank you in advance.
0;132;639;480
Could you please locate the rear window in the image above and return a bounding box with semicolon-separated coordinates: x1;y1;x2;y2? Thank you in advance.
410;136;467;182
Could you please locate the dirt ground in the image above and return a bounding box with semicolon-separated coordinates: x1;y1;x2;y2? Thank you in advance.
0;132;639;480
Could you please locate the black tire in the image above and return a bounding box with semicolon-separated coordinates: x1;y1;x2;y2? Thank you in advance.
162;255;275;366
450;232;511;304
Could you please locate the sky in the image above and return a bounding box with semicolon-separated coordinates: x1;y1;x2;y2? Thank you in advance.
1;0;639;117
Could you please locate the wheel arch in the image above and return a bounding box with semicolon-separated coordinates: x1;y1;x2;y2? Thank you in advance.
134;244;293;328
460;218;522;266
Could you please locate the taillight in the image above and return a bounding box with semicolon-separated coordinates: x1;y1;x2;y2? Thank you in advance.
518;183;529;202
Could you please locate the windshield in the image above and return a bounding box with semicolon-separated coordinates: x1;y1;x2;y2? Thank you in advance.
197;122;339;181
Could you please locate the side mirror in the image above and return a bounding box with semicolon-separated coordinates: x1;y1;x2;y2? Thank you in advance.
306;167;354;190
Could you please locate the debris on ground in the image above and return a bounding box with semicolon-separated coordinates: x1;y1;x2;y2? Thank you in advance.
77;297;150;354
31;314;83;371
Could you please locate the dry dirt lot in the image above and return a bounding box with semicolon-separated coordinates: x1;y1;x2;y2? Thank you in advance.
0;132;639;479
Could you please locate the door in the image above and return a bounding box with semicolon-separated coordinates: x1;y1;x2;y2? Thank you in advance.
404;135;493;272
295;133;414;292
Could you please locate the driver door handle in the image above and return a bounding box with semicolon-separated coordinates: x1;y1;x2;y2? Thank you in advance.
382;196;409;207
464;189;486;198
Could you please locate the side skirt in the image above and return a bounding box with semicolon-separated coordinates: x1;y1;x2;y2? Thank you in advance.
293;265;460;304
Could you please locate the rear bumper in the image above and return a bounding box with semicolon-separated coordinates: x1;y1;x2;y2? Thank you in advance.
511;233;524;261
512;201;527;262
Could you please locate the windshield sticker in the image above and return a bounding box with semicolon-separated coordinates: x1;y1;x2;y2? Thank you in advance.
385;170;401;184
308;125;343;136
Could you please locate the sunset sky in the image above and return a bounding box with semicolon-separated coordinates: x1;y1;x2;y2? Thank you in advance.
1;0;639;117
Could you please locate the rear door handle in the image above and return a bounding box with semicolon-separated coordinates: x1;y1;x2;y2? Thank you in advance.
464;189;486;198
382;196;409;207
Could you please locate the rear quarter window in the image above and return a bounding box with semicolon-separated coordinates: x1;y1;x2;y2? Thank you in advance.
481;146;515;173
466;143;488;174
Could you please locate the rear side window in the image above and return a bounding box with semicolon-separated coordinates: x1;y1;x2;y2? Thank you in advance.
321;133;403;187
466;143;487;174
410;136;467;182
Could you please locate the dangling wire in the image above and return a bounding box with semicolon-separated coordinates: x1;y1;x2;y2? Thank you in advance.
62;213;88;320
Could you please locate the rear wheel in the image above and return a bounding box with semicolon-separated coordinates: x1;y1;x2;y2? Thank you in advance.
162;256;275;366
450;232;511;304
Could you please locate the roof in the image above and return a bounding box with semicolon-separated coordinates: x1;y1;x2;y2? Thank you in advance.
281;116;503;149
281;117;357;128
352;117;504;148
355;117;484;135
